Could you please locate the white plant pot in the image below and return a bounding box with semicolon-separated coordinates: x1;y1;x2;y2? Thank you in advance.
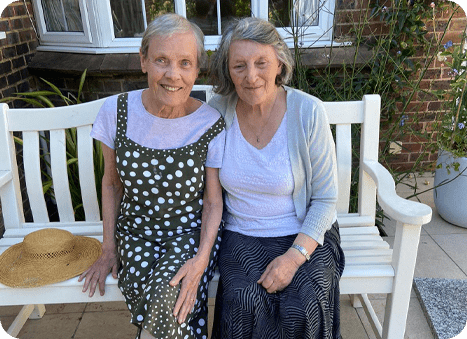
433;150;467;228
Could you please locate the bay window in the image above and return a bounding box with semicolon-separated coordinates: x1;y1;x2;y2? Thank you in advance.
32;0;336;53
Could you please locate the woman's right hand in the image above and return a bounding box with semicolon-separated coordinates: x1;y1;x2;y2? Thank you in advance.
78;247;118;297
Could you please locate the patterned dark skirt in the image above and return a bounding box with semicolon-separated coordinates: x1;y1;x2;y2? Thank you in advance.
211;221;345;339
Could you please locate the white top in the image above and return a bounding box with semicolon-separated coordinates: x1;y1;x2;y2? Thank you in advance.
210;87;337;245
219;111;303;237
91;89;225;168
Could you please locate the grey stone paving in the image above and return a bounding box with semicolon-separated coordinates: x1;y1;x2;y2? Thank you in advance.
414;278;467;339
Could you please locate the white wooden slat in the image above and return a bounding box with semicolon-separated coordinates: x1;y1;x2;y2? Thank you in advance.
341;234;385;242
0;170;12;187
345;255;392;265
358;95;381;220
341;241;390;251
322;101;365;124
2;223;103;238
22;131;49;223
339;226;380;236
77;125;100;221
0;275;123;306
6;305;35;337
335;124;352;213
337;214;376;227
50;129;74;222
358;294;383;339
6;99;106;132
1;104;25;229
344;248;393;258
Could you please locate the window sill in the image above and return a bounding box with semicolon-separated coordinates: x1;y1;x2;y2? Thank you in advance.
28;45;371;77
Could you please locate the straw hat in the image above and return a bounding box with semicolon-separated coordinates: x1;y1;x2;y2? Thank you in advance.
0;228;102;288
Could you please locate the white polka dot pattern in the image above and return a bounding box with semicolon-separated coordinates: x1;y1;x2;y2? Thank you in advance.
113;93;224;338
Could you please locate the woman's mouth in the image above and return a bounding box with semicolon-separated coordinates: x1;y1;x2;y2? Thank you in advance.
161;84;181;92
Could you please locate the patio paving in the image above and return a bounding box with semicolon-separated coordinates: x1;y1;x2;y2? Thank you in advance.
1;173;467;338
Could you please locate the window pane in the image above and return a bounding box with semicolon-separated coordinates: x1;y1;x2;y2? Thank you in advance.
42;0;83;32
185;0;251;36
110;0;146;37
269;0;319;27
186;0;218;35
146;0;175;21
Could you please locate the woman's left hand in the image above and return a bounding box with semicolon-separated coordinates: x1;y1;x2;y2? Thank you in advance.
257;249;304;293
169;255;209;324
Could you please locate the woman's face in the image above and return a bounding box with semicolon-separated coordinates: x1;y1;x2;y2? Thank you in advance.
228;39;282;107
140;32;199;112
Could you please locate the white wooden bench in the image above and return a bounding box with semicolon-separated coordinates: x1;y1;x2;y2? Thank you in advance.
0;85;432;338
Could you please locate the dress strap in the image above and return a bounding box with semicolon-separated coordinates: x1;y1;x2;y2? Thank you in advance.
199;117;225;144
115;92;129;143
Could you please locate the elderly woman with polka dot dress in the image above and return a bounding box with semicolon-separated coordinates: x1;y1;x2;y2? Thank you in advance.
78;14;225;339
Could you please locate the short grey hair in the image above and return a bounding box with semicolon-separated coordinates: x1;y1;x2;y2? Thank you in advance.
141;13;206;68
209;17;294;95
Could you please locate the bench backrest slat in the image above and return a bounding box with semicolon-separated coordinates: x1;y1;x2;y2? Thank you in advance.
22;131;50;223
335;124;352;214
77;125;100;221
0;87;381;231
50;129;74;221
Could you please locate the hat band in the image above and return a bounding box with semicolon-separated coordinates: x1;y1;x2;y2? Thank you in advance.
25;245;75;260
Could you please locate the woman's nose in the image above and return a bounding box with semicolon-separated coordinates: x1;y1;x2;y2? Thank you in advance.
165;64;181;80
245;66;258;83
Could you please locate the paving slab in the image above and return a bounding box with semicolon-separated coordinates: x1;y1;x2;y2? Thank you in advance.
414;278;467;339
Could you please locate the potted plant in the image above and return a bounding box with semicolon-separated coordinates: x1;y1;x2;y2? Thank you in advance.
433;35;467;227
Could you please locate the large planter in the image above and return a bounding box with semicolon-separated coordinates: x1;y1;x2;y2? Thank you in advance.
433;150;467;228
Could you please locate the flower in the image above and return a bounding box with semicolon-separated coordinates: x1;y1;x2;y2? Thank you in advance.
444;40;453;49
430;2;435;8
435;34;467;159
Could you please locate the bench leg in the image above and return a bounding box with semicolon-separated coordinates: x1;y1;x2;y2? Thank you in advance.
350;294;362;308
7;304;46;337
382;222;421;339
29;304;46;319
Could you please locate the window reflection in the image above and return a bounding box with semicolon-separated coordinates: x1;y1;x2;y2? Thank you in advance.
42;0;83;32
110;0;146;38
269;0;319;27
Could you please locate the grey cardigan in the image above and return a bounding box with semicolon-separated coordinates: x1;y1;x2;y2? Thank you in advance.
209;86;338;245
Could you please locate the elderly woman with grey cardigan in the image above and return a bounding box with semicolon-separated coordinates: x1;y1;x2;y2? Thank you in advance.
208;17;345;339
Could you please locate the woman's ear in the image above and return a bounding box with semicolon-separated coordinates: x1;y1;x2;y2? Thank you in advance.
140;48;147;74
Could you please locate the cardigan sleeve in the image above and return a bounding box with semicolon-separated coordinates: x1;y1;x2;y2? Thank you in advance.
297;94;338;245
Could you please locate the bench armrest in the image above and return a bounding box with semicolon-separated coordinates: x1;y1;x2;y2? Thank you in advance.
362;160;432;225
0;170;12;189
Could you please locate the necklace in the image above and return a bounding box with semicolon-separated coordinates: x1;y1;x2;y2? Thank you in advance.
255;89;280;143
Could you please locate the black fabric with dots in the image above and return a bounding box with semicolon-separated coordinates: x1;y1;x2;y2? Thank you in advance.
114;93;224;338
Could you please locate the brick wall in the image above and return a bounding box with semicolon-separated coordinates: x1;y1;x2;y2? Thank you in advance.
1;0;37;106
0;0;38;234
333;1;467;171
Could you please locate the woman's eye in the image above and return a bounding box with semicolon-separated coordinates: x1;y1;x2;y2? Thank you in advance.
181;60;191;67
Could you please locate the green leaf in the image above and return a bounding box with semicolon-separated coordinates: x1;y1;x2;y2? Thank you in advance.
14;91;57;97
77;69;87;104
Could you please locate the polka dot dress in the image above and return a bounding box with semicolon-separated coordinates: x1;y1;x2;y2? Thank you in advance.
114;93;224;338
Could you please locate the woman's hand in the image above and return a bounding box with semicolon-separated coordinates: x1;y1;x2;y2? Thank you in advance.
257;249;305;293
78;247;118;297
169;255;209;324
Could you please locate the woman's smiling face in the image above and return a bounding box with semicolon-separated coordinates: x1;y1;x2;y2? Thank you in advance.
140;32;199;114
228;39;282;108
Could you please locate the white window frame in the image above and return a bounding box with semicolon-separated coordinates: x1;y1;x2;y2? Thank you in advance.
33;0;338;54
32;0;94;46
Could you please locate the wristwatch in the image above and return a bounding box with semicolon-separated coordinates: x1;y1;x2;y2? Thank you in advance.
291;244;311;261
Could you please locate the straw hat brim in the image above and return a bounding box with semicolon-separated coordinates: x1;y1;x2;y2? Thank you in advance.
0;235;102;288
